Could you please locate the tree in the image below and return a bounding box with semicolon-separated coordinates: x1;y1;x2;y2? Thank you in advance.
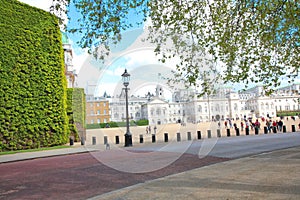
53;0;300;95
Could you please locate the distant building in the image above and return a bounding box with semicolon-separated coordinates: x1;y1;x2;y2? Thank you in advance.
88;83;300;125
62;32;76;88
86;96;110;124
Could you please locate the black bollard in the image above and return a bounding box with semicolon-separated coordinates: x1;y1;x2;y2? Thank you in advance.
236;128;240;136
177;132;181;142
264;126;268;134
207;130;211;138
292;125;296;132
81;137;85;145
283;125;287;133
70;137;74;146
187;132;192;140
140;134;143;143
245;127;249;135
197;131;201;140
273;126;277;133
255;127;259;135
92;136;96;145
115;136;119;144
227;129;230;137
152;134;156;143
217;129;221;138
104;136;108;145
164;133;168;142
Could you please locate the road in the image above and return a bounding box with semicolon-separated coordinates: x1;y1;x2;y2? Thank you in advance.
0;133;299;200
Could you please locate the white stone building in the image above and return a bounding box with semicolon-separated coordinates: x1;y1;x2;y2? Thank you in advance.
100;83;300;125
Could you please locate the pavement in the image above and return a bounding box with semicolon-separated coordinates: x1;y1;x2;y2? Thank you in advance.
90;146;300;200
1;139;300;199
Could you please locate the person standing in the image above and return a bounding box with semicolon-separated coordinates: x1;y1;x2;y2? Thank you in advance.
277;120;283;132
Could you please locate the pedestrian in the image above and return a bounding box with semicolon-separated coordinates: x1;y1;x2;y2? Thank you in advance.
272;121;277;132
240;121;244;131
224;121;228;129
266;120;271;133
229;120;233;128
277;120;283;132
154;126;157;134
146;126;148;134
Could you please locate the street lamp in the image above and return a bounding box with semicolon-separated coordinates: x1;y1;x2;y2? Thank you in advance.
122;69;132;147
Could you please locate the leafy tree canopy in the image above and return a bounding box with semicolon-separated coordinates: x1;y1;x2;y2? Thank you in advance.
52;0;300;95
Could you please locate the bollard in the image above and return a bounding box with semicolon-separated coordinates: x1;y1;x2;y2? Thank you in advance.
236;128;240;136
104;136;108;145
187;132;192;141
81;137;85;145
177;132;181;142
140;134;144;143
273;126;277;133
92;136;96;145
217;129;221;138
292;125;296;132
245;127;249;135
207;130;211;138
164;133;168;142
255;127;259;135
283;125;287;133
197;131;202;140
115;136;119;144
227;129;230;137
152;134;156;143
69;137;74;146
264;126;268;134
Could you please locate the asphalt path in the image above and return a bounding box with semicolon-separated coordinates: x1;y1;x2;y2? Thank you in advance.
133;132;300;158
0;132;299;200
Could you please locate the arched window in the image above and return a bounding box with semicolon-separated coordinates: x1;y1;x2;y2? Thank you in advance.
261;102;264;110
198;105;202;112
234;103;238;111
156;108;161;115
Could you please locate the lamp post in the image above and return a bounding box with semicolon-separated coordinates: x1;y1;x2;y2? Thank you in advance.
122;69;132;147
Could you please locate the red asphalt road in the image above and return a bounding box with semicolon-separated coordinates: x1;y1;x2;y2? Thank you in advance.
0;151;229;200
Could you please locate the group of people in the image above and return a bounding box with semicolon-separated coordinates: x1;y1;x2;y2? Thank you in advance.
223;118;284;133
145;125;157;134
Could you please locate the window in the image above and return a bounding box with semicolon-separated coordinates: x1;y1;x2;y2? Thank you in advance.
198;105;202;112
97;119;100;123
97;103;100;107
97;110;100;115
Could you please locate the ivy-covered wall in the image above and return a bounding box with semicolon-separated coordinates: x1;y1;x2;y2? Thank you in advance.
0;0;69;150
67;88;86;142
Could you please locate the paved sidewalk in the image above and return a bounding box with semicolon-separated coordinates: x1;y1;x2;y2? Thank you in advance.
0;143;98;163
91;146;300;200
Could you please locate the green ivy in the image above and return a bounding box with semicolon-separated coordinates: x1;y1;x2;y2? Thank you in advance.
66;88;86;142
0;0;69;151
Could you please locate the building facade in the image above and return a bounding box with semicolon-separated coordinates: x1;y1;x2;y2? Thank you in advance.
62;32;76;88
88;83;300;125
86;96;110;124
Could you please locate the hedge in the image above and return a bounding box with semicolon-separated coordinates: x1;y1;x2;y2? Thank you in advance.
0;0;69;150
86;120;149;129
67;88;86;141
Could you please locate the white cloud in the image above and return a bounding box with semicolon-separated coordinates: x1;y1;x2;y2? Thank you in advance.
72;49;89;74
18;0;52;11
